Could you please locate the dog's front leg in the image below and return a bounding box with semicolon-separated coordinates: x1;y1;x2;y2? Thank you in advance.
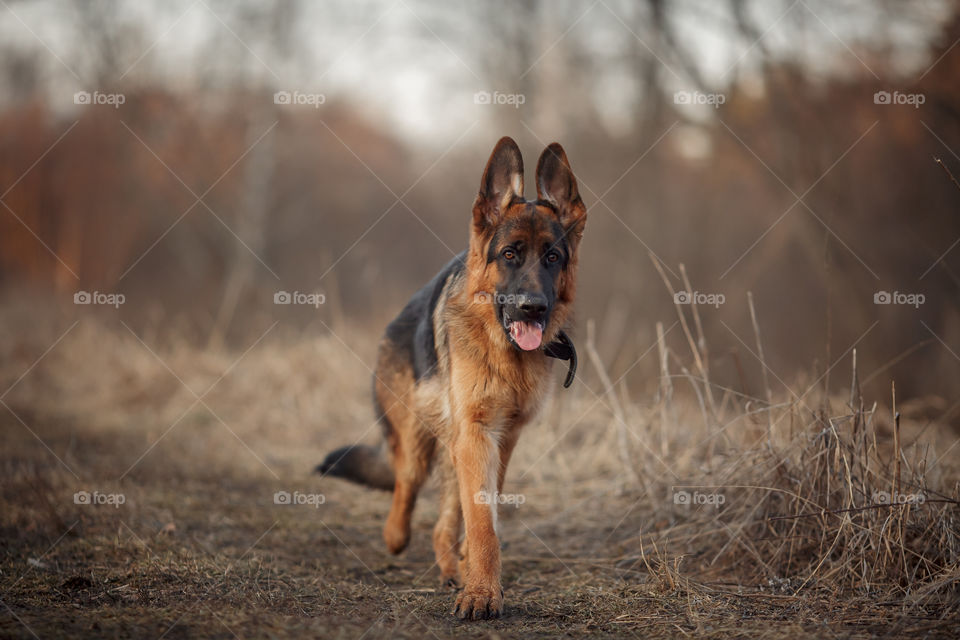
451;420;503;620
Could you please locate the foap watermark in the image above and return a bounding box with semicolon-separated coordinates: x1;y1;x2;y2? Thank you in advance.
873;490;926;505
73;90;125;108
473;90;526;108
873;90;925;108
74;490;126;508
273;90;325;108
473;292;522;305
474;490;525;508
273;490;326;508
674;290;725;308
874;290;924;308
274;290;326;308
74;290;125;308
674;91;726;108
673;489;725;508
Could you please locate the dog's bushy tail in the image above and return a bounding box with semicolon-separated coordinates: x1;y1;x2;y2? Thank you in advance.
315;444;394;491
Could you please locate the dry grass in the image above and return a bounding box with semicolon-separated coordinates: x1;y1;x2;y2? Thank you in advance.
1;297;959;639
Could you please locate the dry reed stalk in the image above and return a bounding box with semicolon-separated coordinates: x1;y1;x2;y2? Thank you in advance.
935;156;960;193
849;348;861;411
648;252;717;422
656;321;672;458
677;362;710;434
747;292;773;438
679;263;709;374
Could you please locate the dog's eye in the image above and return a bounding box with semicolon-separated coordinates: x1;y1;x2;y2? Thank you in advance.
502;248;516;261
545;250;560;263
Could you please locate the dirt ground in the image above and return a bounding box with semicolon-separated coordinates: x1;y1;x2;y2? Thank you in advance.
2;316;958;639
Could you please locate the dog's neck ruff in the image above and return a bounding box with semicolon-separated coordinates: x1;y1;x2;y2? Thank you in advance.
543;330;577;388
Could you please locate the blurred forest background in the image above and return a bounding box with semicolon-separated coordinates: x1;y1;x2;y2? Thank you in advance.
2;0;960;411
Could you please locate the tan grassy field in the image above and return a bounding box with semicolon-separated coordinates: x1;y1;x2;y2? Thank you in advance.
1;302;958;639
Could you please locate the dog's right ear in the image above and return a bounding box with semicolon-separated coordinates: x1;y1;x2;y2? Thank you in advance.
473;137;523;234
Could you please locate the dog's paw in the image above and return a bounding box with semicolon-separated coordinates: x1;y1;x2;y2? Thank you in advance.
451;584;503;620
382;521;409;555
440;575;461;590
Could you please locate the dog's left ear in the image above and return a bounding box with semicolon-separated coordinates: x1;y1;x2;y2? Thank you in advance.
473;137;524;235
536;143;586;247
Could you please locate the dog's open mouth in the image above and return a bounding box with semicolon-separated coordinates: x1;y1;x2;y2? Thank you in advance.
502;313;544;351
510;320;543;351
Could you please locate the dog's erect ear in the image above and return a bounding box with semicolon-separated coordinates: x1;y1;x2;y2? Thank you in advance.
473;137;523;234
536;142;586;246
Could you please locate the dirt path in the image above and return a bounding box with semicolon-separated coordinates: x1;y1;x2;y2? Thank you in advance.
2;322;957;639
2;411;953;640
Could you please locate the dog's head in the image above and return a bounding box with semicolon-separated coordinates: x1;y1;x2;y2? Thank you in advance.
469;137;587;352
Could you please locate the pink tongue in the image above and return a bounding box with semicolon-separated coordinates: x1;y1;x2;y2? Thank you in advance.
509;321;543;351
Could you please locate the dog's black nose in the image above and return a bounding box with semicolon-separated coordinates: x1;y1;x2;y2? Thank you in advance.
517;293;548;317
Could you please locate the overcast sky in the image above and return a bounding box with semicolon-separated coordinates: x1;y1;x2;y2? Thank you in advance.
0;0;951;141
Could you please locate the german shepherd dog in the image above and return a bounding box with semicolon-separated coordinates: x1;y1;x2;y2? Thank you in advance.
319;137;586;619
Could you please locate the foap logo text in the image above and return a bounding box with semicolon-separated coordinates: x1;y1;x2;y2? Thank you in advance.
74;490;126;508
674;91;726;108
74;291;125;308
273;490;326;508
74;90;126;108
873;90;925;108
674;290;725;308
274;291;326;308
474;490;525;508
274;90;325;108
473;90;526;108
873;490;925;505
874;291;924;308
673;489;725;508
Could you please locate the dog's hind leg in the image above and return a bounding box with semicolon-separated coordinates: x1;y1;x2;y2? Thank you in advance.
383;419;435;554
432;455;462;587
376;370;436;554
